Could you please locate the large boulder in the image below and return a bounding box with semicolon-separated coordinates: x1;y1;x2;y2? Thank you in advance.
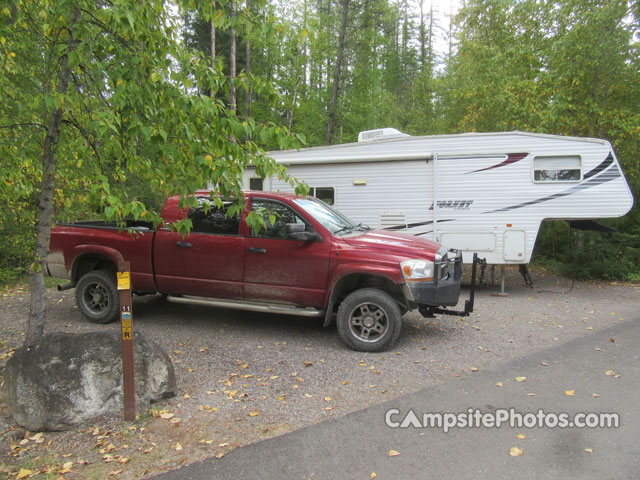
3;331;176;431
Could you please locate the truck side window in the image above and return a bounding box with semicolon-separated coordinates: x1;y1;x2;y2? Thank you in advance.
188;198;240;235
251;199;306;239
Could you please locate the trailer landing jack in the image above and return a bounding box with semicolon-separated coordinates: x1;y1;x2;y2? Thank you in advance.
420;253;478;318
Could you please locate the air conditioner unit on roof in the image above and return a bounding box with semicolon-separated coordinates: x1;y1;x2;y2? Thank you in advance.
358;128;410;142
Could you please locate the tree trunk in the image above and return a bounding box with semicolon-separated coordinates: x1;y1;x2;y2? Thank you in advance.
210;1;216;98
419;1;426;69
230;0;237;114
326;0;349;146
245;0;252;119
26;10;78;346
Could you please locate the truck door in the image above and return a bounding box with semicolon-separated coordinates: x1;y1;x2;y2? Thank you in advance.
153;199;244;298
243;198;330;308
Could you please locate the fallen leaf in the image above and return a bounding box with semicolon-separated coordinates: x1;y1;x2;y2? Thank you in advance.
496;382;503;387
516;434;526;439
17;469;33;479
565;390;575;397
304;361;313;367
593;393;601;398
470;367;479;372
610;338;615;343
216;452;225;459
540;362;548;366
119;457;130;464
58;461;74;474
249;411;260;417
108;469;122;476
605;370;616;376
218;442;229;448
100;443;117;454
527;393;536;396
515;377;526;382
509;446;524;457
595;348;601;351
304;393;313;398
160;412;175;420
324;396;331;402
389;449;400;457
585;448;594;453
371;473;377;479
175;442;183;451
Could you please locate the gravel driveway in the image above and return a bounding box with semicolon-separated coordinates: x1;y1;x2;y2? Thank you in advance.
1;267;638;478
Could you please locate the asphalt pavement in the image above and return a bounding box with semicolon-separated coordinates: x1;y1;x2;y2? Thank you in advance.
151;317;639;480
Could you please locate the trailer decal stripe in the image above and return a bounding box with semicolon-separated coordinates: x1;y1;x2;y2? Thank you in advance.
382;219;455;231
466;153;529;174
583;153;614;180
486;164;621;213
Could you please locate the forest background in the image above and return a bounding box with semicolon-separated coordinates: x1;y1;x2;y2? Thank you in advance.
2;0;639;285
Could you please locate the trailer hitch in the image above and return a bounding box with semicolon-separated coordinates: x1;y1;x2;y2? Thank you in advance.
419;253;478;318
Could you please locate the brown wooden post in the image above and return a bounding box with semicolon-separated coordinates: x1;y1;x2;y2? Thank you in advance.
117;261;135;421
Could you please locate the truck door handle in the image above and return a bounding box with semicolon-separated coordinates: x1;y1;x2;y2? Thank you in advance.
248;247;267;254
176;241;192;248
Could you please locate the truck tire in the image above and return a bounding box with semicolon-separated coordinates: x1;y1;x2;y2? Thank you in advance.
337;288;402;352
75;270;119;324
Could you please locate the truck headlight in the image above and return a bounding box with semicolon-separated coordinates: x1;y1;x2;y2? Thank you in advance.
401;259;435;282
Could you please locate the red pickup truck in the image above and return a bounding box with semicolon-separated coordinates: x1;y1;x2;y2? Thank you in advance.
47;191;471;351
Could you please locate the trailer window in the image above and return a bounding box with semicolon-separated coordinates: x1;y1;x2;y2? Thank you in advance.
309;187;335;205
533;156;581;182
249;177;264;191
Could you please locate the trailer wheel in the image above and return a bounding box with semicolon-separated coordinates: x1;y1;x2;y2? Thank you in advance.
336;288;402;352
75;270;119;324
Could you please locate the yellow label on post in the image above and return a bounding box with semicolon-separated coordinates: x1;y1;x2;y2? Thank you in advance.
121;313;132;329
117;271;131;290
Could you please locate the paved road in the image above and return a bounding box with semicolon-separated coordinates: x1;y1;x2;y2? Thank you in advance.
152;317;639;480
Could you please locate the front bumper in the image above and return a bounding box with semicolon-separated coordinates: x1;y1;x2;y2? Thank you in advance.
404;249;462;307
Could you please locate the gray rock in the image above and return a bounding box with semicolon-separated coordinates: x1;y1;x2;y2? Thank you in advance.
3;332;176;431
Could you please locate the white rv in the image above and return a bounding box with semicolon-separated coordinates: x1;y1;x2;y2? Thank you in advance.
244;130;634;266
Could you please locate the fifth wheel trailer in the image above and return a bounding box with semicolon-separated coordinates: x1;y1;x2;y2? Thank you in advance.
243;130;634;266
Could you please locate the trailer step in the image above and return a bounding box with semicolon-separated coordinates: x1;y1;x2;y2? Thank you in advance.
166;295;325;318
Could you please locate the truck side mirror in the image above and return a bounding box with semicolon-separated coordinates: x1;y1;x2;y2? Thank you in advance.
285;223;322;242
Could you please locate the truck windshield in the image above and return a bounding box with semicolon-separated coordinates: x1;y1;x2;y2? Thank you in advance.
294;197;359;235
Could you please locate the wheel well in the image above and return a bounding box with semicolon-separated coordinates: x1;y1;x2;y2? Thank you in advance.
72;255;116;283
331;274;407;313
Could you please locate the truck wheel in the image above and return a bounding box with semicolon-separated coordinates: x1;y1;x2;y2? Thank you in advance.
75;270;119;324
337;288;402;352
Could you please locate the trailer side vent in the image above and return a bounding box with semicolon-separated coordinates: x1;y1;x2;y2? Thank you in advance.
358;128;410;143
380;212;407;230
